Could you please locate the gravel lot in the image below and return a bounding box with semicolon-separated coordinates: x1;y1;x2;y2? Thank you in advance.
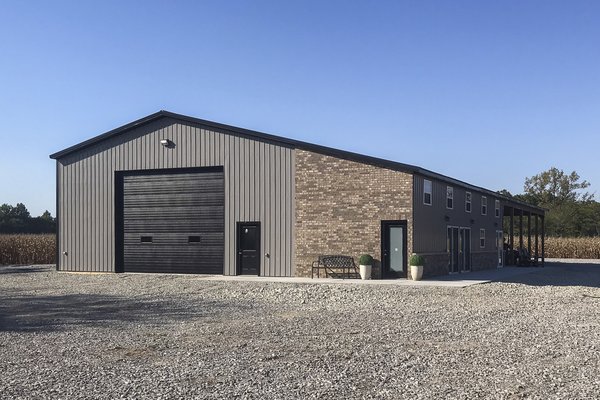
1;264;600;399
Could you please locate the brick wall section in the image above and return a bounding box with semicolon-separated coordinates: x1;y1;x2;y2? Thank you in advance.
472;252;498;271
419;251;499;278
419;253;449;278
295;150;413;278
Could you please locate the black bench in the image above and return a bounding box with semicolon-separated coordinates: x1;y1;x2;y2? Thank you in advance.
311;255;360;279
517;247;541;267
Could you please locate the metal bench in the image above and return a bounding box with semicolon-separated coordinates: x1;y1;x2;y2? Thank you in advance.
311;255;360;279
518;247;541;267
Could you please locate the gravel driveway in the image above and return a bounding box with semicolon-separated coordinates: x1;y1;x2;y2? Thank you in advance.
1;264;600;399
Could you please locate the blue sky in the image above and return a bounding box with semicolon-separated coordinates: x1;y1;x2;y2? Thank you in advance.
1;1;598;216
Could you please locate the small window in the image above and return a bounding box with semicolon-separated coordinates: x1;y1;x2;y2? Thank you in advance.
446;186;453;209
465;192;472;213
423;179;432;205
480;229;485;248
140;236;153;243
481;196;487;215
495;200;500;218
188;236;201;243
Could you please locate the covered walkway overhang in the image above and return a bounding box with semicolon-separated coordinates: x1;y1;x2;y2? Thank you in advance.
502;200;546;266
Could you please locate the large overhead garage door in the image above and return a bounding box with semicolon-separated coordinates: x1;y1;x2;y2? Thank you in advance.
118;168;224;274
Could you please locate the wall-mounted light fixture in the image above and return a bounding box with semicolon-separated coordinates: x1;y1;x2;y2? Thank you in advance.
160;139;172;147
444;215;450;222
470;219;475;225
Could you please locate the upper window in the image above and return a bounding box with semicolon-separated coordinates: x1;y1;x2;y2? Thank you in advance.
481;196;488;215
423;179;432;205
495;200;500;218
480;229;486;248
446;186;453;209
465;192;472;213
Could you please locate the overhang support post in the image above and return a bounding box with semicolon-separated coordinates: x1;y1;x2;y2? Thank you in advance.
541;215;545;267
519;209;524;253
527;212;532;258
509;207;514;265
535;214;539;263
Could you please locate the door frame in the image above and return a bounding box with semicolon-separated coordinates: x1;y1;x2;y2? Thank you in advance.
381;220;408;279
461;227;471;273
236;221;261;276
496;230;504;268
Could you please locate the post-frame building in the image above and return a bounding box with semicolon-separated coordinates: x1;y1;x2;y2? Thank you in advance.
50;111;545;278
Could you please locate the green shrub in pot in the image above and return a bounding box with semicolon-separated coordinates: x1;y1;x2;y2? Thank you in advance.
358;254;373;280
409;254;424;280
359;254;373;266
409;254;425;266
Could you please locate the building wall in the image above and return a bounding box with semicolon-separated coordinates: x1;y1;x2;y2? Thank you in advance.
413;174;501;273
294;150;413;278
56;117;295;276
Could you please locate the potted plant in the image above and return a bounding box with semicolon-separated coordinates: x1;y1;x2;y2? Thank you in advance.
358;254;373;280
409;254;425;281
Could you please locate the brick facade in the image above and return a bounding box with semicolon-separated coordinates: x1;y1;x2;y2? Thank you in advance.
416;251;499;278
418;253;450;278
471;252;499;271
294;150;413;278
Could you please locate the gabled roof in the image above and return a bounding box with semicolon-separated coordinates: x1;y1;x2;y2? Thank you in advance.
49;110;544;213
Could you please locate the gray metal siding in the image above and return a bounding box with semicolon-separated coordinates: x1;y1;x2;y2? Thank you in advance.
413;174;501;254
57;118;295;276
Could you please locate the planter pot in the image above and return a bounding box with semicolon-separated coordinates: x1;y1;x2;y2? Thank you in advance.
410;265;424;281
359;264;372;280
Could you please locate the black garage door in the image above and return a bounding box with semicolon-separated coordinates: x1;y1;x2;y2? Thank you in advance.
118;168;224;274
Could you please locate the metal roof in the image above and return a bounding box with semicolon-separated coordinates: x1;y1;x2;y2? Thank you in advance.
49;110;544;214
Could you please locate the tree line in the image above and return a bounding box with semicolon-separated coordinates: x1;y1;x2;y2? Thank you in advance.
499;167;600;237
0;203;56;234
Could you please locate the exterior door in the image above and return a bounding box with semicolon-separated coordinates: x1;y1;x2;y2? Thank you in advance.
118;168;225;274
461;228;471;272
381;221;407;278
448;227;459;273
496;230;504;268
448;226;471;273
237;222;260;275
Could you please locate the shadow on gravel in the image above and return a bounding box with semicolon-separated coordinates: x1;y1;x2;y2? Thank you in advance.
0;265;51;275
0;293;247;332
494;263;600;288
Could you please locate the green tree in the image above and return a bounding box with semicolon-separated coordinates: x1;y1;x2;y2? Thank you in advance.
524;167;592;206
40;210;54;222
502;168;599;237
0;204;55;233
0;203;31;232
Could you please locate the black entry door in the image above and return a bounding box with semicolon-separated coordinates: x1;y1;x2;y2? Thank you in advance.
237;222;260;275
381;220;407;278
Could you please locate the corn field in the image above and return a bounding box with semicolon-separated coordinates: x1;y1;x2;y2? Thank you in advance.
1;234;599;266
544;237;600;259
0;234;56;265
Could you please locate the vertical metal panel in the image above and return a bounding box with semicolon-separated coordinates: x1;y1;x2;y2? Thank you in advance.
56;118;295;276
269;145;276;277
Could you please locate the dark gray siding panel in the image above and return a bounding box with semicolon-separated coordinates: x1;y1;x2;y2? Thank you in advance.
57;118;295;276
413;174;502;254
